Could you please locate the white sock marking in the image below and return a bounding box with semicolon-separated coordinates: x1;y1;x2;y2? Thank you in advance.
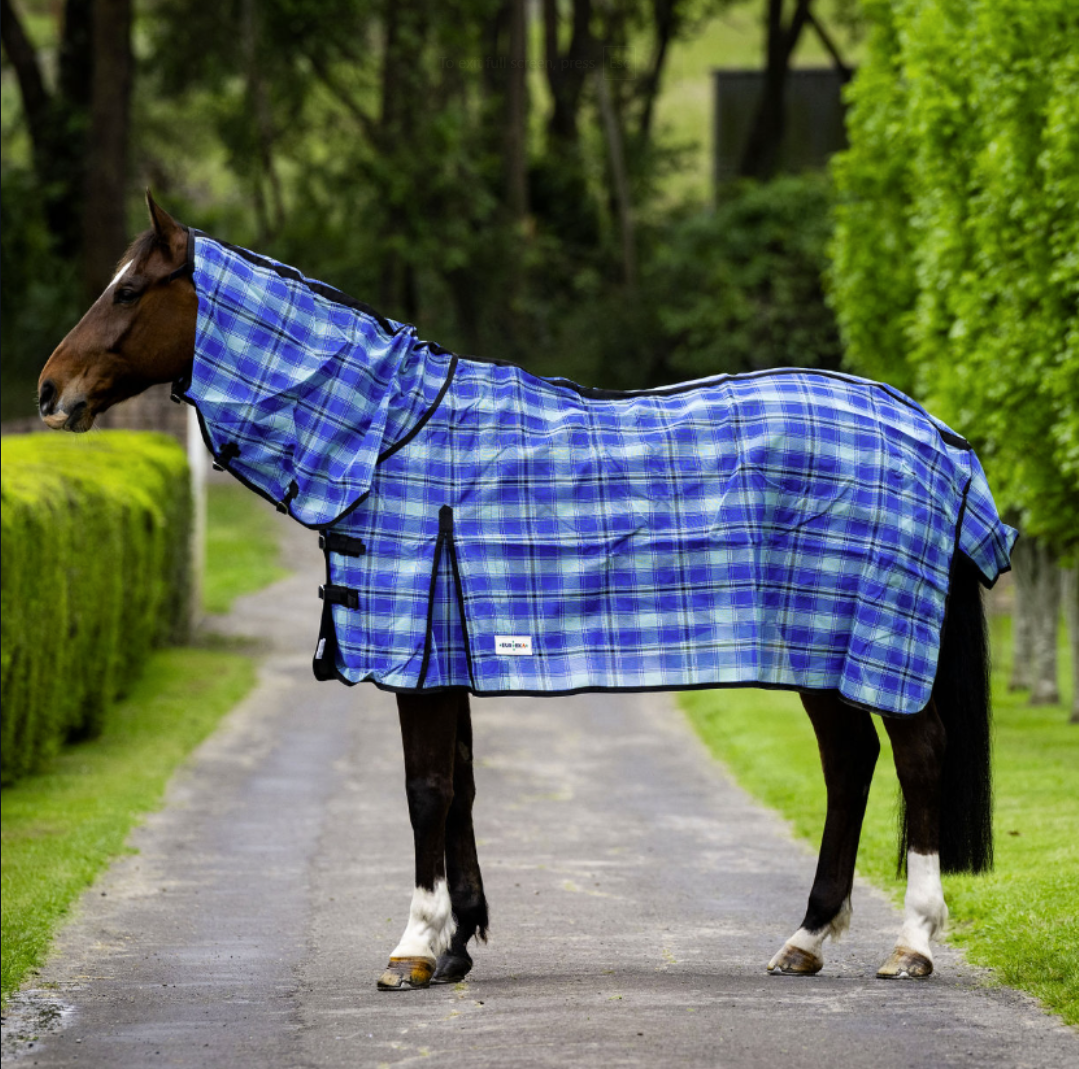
390;880;456;961
895;850;947;959
771;897;852;968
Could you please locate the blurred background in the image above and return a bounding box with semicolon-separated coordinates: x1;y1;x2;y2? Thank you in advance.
1;0;865;415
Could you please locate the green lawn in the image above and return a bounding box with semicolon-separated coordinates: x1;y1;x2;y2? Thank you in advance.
682;616;1078;1025
1;480;287;1003
202;481;289;614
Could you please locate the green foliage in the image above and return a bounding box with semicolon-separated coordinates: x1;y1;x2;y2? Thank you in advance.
830;0;1079;551
518;174;842;391
654;175;843;380
203;482;288;615
682;614;1078;1025
0;432;192;785
1;646;256;1002
0;170;83;422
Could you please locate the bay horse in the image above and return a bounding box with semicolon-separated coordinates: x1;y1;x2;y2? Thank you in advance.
38;195;1013;989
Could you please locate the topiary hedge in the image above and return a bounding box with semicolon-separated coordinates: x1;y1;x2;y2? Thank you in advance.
1;431;192;784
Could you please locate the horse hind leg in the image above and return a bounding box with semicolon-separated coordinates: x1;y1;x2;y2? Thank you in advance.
769;691;879;975
432;693;490;983
379;692;460;991
877;700;948;979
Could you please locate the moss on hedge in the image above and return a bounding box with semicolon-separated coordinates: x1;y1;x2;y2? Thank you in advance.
0;431;192;784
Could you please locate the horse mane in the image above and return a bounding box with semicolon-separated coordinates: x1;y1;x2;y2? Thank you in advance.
122;228;164;271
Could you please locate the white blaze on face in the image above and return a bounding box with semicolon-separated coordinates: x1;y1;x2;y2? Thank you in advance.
896;850;947;957
390;879;456;961
107;260;133;293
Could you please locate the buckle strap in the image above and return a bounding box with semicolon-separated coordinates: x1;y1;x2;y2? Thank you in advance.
212;441;241;472
276;480;299;514
319;584;359;610
319;532;367;557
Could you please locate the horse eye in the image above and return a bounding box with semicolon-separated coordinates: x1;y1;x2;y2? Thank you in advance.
114;286;141;305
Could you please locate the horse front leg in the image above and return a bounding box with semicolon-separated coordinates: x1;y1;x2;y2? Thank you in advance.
433;693;490;983
378;692;459;991
877;701;947;978
769;691;879;974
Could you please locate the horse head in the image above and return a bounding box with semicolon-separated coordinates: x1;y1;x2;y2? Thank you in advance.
38;192;197;432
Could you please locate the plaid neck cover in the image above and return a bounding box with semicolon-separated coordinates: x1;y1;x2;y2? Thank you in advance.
182;234;1017;715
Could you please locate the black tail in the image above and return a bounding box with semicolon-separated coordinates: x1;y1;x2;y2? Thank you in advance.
898;554;994;874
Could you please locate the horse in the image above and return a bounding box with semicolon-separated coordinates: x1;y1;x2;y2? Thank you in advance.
38;194;1015;990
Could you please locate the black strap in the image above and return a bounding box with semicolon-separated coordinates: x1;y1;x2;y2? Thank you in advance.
212;441;241;472
276;480;299;514
319;532;367;557
170;369;192;404
319;584;359;610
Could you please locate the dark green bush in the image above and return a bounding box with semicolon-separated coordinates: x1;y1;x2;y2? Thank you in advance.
0;432;192;784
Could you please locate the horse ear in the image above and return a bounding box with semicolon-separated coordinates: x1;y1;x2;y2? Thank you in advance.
146;189;181;243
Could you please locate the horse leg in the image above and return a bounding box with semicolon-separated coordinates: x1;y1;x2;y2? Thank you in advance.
378;692;459;991
432;693;490;983
769;691;880;974
877;701;948;978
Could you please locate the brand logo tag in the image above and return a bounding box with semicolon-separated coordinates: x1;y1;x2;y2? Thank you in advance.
495;635;533;656
316;638;326;659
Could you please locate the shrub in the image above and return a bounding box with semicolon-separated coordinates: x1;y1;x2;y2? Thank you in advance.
0;432;192;784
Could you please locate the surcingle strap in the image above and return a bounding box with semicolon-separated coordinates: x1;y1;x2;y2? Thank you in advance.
319;584;359;610
320;532;367;557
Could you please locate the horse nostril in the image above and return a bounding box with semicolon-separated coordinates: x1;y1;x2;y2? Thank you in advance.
39;379;57;416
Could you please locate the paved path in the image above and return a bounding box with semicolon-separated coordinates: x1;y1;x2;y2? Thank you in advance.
5;510;1076;1068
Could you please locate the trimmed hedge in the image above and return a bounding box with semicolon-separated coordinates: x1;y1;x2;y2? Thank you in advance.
830;0;1079;550
1;432;192;784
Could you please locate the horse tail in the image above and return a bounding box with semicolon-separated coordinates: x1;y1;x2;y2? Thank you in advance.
898;553;994;875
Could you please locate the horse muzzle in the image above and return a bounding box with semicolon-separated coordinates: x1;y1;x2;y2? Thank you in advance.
38;380;93;432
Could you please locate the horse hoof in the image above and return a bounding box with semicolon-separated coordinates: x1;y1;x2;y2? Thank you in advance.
767;944;823;975
432;950;473;984
377;956;436;991
877;946;933;979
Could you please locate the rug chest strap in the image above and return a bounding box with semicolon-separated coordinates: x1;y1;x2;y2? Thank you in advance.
319;584;359;610
319;532;367;557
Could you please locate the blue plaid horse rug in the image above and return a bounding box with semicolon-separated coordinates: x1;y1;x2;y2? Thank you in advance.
176;232;1017;717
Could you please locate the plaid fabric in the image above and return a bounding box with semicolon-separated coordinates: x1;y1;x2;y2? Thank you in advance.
184;234;1017;715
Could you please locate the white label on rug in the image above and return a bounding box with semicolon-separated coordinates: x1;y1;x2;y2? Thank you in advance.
495;635;533;656
316;638;326;659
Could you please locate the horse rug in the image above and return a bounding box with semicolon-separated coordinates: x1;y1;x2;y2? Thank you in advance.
176;232;1018;716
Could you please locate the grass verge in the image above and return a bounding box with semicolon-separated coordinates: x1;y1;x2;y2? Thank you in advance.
203;481;289;614
681;615;1078;1026
2;477;287;1004
1;648;256;1001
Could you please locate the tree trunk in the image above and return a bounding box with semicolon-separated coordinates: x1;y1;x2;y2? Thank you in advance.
505;0;529;220
81;0;133;300
1027;538;1061;706
739;0;812;181
1008;536;1034;691
1062;566;1078;723
595;66;636;288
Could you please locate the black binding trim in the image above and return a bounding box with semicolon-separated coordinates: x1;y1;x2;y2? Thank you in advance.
320;532;367;557
319;584;359;610
377;354;459;465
